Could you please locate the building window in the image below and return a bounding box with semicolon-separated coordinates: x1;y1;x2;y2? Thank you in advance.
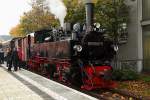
143;0;150;20
143;25;150;72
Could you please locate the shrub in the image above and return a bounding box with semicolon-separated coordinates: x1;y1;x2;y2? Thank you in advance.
112;68;139;81
140;75;150;83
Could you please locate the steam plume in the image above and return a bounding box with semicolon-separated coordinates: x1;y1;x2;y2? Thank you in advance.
47;0;67;27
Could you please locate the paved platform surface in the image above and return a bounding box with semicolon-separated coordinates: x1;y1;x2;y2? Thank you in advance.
0;66;48;100
0;64;98;100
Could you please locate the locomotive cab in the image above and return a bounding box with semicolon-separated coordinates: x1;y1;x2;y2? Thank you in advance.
34;30;54;43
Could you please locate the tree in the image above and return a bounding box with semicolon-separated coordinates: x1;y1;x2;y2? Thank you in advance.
9;0;59;36
63;0;129;41
95;0;129;40
63;0;85;24
9;24;25;37
20;0;59;34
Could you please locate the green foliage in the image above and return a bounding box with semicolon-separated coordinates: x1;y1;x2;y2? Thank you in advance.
63;0;85;24
140;75;150;83
63;0;129;41
10;0;129;37
112;69;139;81
95;0;129;39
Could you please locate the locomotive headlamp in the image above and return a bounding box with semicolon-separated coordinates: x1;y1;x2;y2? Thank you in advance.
94;23;100;28
93;23;100;32
73;45;82;52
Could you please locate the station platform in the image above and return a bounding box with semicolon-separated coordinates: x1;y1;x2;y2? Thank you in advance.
0;64;98;100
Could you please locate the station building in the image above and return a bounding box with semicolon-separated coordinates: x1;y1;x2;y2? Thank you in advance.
118;0;150;73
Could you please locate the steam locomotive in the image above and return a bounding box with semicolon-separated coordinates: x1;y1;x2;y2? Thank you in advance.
6;22;117;90
5;2;118;90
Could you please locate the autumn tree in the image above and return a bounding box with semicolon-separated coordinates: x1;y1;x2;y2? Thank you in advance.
10;0;59;36
9;24;25;37
20;0;59;34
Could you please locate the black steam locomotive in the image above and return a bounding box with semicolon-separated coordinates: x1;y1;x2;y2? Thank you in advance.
7;2;118;90
24;21;117;90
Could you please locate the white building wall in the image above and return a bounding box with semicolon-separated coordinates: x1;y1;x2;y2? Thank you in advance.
117;0;143;72
137;0;143;72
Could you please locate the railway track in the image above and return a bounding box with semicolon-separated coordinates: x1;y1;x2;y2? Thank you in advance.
49;78;139;99
81;89;138;100
51;78;146;100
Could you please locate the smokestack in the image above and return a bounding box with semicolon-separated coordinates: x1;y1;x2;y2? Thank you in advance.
84;0;94;32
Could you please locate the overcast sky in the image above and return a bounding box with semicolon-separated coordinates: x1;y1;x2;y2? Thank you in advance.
0;0;31;35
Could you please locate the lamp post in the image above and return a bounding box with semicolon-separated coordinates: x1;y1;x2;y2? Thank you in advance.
119;23;128;43
112;0;128;69
113;0;118;44
112;0;119;69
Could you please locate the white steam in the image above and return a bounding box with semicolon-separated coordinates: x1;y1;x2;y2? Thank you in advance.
47;0;67;27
